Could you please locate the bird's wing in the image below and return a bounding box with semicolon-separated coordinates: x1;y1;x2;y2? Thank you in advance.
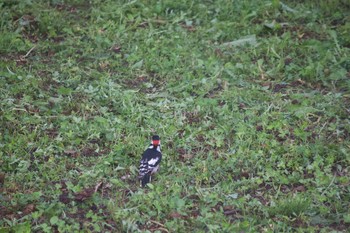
148;157;160;166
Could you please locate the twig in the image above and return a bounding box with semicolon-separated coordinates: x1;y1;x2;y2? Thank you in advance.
156;227;169;233
12;108;28;112
149;19;168;24
320;173;336;196
22;45;37;59
94;181;103;193
258;62;265;80
318;122;328;135
263;103;274;115
150;220;167;229
307;113;321;124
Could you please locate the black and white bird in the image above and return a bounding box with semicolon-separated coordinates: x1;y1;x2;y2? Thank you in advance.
138;135;162;187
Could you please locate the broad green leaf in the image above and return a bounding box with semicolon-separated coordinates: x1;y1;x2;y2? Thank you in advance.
50;216;59;225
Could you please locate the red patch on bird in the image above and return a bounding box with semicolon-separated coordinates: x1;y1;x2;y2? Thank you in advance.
152;140;160;146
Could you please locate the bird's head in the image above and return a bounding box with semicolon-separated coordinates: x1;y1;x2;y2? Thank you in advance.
151;135;160;146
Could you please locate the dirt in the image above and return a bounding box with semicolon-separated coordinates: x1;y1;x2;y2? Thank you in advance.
81;147;100;157
73;187;95;202
122;75;161;93
238;103;247;110
46;128;59;138
213;203;243;222
272;83;288;93
179;22;196;32
177;129;186;138
184;111;201;125
204;83;225;98
264;128;296;143
256;125;263;132
0;203;36;220
280;184;307;194
250;193;269;206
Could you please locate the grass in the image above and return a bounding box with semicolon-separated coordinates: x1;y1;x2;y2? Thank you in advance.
0;0;350;232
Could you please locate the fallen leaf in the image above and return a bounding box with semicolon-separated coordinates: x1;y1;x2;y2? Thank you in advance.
22;204;36;215
64;150;77;156
59;193;70;204
294;185;306;192
169;212;184;219
74;188;94;202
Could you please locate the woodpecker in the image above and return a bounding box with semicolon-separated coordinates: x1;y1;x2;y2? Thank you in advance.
138;135;162;187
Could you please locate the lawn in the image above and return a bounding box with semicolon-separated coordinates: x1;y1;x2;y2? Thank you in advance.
1;0;350;232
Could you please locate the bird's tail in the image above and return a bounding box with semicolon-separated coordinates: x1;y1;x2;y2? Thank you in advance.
141;173;151;187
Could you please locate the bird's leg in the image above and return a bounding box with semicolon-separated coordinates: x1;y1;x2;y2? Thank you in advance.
150;175;152;182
